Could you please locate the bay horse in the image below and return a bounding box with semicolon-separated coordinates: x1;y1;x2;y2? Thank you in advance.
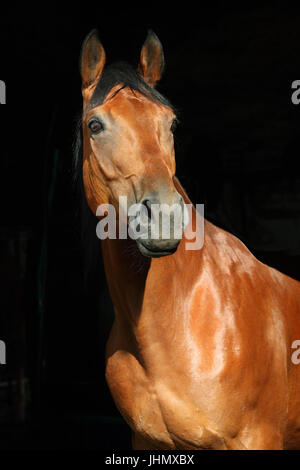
76;29;300;450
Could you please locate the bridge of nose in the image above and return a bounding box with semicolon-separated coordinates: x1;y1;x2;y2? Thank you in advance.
104;87;175;161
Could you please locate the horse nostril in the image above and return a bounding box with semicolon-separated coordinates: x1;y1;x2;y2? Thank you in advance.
141;199;152;220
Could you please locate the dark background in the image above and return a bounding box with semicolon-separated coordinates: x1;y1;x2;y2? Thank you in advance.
1;3;300;450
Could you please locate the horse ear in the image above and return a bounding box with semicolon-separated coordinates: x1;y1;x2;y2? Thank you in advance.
138;30;165;88
80;29;106;98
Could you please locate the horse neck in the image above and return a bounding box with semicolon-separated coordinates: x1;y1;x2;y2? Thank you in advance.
101;236;150;326
100;177;201;326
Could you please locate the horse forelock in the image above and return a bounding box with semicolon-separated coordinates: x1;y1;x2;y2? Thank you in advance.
86;61;174;112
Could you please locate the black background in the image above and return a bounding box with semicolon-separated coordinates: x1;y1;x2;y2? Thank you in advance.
0;2;300;450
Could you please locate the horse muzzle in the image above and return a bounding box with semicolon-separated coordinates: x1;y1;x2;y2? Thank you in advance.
131;192;188;258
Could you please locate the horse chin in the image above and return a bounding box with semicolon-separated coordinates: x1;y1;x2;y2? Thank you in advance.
136;240;179;258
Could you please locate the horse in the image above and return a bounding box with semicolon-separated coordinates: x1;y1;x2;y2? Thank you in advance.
75;29;300;450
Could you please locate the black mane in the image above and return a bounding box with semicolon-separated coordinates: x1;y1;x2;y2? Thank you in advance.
89;61;173;110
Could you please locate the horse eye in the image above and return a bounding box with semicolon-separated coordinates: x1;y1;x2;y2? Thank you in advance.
170;119;178;133
88;119;104;134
